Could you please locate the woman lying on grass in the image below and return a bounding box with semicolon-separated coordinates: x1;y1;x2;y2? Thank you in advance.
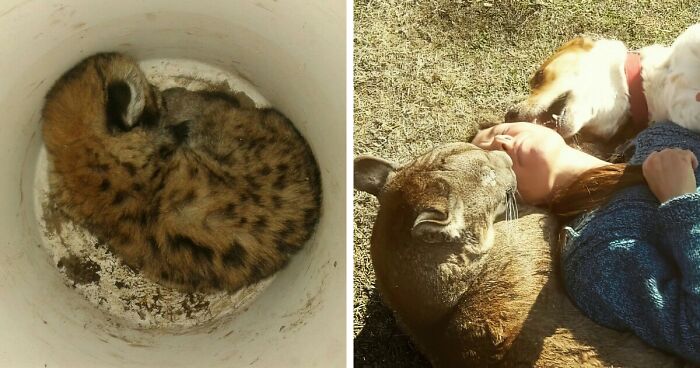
472;121;700;363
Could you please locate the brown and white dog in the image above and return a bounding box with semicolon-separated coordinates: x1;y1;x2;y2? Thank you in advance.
506;24;700;142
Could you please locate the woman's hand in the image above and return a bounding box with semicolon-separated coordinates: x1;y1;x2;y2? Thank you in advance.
642;148;698;203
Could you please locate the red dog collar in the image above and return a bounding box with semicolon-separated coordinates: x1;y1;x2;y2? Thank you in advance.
624;52;649;127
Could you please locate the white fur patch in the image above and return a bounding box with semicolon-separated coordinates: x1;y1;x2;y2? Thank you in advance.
664;24;700;132
480;168;497;187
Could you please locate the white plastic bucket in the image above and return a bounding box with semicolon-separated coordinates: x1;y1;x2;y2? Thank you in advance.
0;1;346;366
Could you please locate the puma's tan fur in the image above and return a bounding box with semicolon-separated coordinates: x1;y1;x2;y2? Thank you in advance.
355;143;684;367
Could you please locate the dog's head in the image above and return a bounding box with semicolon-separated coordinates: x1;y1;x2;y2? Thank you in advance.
506;37;630;139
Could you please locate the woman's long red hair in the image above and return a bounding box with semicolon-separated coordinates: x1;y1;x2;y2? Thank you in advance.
549;164;646;219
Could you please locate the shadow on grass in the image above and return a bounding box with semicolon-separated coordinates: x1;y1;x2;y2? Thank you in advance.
353;218;688;367
354;287;431;368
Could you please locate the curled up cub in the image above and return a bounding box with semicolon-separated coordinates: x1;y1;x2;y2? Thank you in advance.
42;53;322;292
354;143;683;367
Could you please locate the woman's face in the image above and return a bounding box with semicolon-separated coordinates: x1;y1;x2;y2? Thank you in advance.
472;122;566;204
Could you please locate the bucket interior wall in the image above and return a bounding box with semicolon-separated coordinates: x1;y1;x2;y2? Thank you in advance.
0;1;346;366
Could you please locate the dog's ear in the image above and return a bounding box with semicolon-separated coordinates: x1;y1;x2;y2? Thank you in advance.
557;36;595;52
573;33;604;42
354;155;397;197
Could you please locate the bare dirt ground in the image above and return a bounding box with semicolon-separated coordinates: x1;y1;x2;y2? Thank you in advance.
353;1;699;366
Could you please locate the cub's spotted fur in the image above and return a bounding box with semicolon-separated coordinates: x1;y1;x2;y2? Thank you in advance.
42;53;321;292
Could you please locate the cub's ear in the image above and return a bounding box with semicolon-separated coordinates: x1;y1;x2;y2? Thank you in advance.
106;81;136;133
354;155;397;197
100;54;150;132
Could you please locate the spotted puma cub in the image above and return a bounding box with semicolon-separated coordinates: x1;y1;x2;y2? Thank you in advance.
42;53;321;292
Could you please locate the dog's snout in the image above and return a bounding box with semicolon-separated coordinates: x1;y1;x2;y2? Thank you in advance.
504;106;522;123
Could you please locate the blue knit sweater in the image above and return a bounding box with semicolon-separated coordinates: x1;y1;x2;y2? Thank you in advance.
562;122;700;363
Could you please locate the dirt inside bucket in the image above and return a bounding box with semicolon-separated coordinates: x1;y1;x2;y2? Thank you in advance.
57;254;101;285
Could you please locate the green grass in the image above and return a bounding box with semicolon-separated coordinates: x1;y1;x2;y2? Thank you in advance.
353;0;699;366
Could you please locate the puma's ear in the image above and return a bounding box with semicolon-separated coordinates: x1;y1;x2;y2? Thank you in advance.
410;198;483;250
411;207;452;243
354;155;397;197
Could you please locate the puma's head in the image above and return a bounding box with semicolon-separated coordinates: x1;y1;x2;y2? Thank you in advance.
355;142;516;254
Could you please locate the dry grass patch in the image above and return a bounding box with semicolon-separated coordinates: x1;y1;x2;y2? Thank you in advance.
353;0;699;366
